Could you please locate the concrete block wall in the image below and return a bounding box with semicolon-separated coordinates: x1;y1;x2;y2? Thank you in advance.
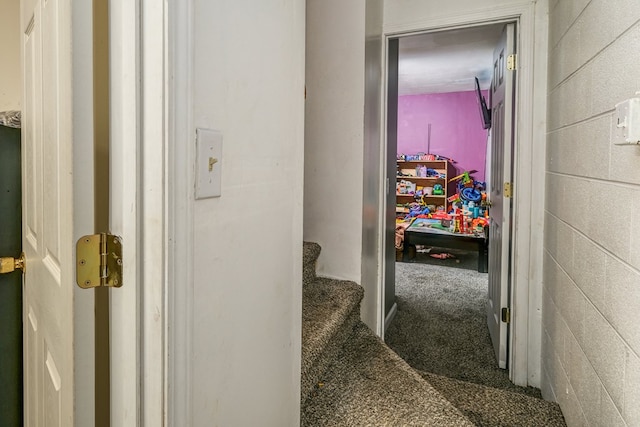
543;0;640;425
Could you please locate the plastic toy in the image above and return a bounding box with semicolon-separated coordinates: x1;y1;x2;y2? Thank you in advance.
449;171;486;203
432;184;444;195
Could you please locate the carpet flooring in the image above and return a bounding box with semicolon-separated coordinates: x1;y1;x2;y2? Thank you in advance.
301;322;474;427
301;242;565;426
420;371;566;427
386;256;542;398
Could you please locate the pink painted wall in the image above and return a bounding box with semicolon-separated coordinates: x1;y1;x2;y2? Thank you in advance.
397;90;489;182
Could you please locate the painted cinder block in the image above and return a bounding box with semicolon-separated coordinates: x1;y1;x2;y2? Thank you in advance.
630;191;640;270
600;385;627;427
609;134;640;186
542;284;564;355
543;213;575;274
561;176;591;234
547;2;640;425
603;257;640;356
624;350;640;426
582;304;627;411
571;342;603;425
548;0;590;49
544;175;566;220
571;233;606;312
552;265;585;344
583;181;632;262
589;24;640;119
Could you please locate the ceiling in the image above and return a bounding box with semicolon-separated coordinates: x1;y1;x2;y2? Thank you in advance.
398;24;505;96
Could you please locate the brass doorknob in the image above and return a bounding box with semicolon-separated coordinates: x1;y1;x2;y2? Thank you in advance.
0;252;25;274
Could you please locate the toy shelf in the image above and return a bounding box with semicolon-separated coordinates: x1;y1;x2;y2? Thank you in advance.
396;193;446;199
396;176;442;181
396;158;456;216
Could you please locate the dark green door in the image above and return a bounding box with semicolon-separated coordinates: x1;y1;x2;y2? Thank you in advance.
0;124;23;426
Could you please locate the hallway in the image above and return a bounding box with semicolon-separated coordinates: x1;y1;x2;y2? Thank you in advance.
301;243;566;426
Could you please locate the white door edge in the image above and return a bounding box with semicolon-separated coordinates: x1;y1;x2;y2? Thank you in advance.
139;0;167;424
72;0;98;424
109;0;168;424
109;0;141;424
376;1;547;388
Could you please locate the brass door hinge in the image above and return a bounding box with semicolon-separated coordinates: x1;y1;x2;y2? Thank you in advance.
507;54;517;71
503;182;512;198
501;307;511;323
76;233;123;289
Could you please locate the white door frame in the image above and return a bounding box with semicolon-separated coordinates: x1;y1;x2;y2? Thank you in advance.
111;0;196;423
109;0;167;424
378;1;548;387
166;0;195;426
165;0;195;423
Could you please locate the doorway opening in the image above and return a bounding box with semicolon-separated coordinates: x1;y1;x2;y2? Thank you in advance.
382;22;520;387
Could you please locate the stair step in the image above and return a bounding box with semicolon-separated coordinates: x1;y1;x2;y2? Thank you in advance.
302;321;474;426
301;277;364;403
303;242;321;286
419;371;567;427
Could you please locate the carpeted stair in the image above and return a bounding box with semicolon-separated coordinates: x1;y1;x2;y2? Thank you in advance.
301;277;363;403
302;321;474;426
301;242;472;425
301;242;364;403
420;372;566;427
300;242;566;426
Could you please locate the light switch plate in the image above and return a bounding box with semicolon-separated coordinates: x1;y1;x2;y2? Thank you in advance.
614;97;640;145
195;128;223;199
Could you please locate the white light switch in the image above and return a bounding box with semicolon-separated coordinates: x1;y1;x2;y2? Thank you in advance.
614;97;640;145
195;128;223;199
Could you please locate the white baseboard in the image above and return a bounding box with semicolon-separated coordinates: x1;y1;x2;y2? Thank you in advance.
384;302;398;334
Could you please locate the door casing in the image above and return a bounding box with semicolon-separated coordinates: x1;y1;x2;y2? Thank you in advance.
375;2;548;388
109;0;167;424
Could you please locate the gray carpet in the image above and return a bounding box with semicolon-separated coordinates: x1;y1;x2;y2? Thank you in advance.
420;371;566;427
301;322;474;427
386;258;542;398
301;277;363;403
301;242;565;426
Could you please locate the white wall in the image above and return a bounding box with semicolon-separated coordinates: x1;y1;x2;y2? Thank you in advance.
542;1;640;426
0;0;21;111
304;0;366;287
190;1;305;425
305;0;388;331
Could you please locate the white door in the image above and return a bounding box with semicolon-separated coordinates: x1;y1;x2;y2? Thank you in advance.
21;0;96;425
487;23;516;370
